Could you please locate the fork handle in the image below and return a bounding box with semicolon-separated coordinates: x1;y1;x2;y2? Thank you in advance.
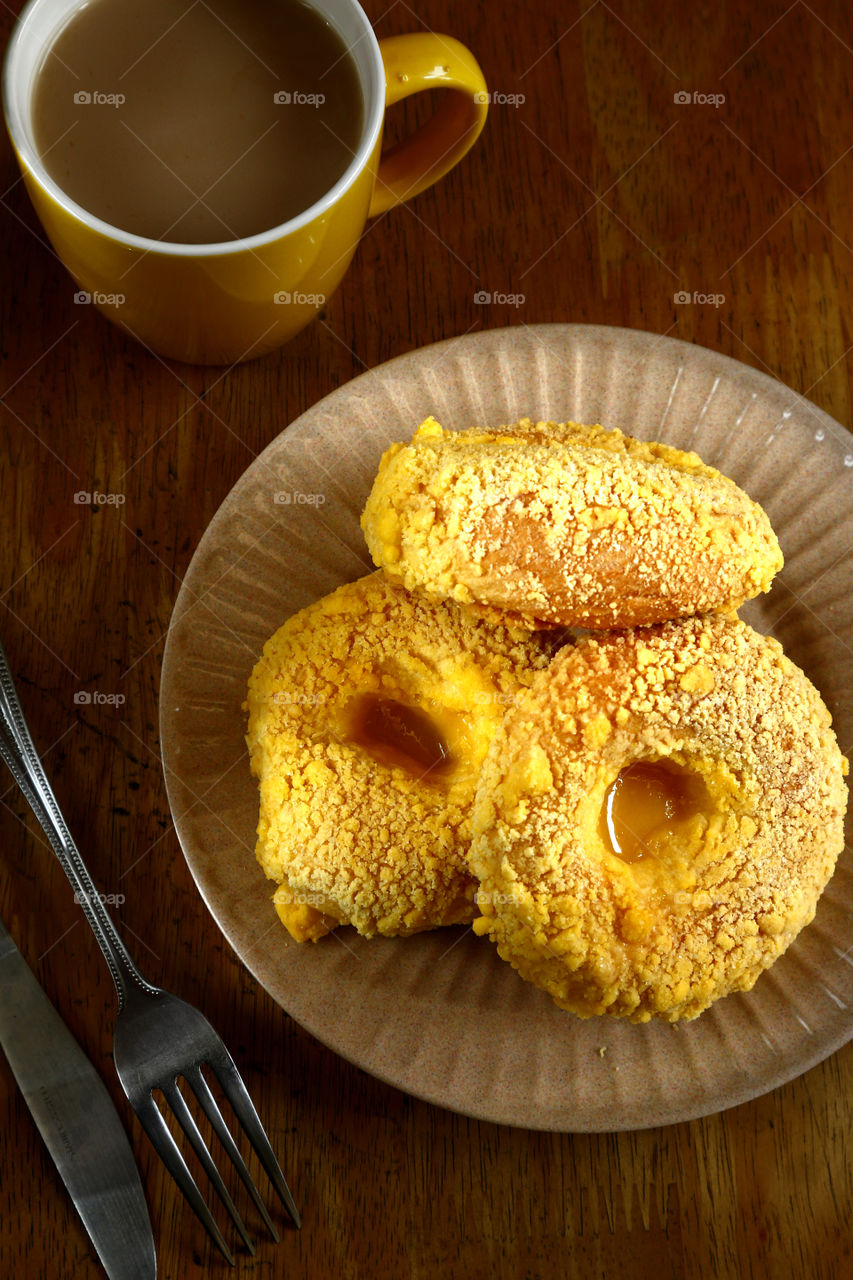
0;638;156;1006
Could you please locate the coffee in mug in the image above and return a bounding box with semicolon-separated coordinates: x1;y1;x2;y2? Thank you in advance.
32;0;364;243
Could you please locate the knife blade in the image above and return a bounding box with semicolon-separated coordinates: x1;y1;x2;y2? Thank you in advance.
0;915;156;1280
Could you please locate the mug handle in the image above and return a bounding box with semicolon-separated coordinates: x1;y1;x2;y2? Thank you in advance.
369;33;488;217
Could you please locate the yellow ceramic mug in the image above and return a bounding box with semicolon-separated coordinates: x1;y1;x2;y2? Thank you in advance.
3;0;487;365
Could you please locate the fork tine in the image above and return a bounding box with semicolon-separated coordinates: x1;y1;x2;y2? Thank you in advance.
184;1064;280;1242
207;1046;302;1229
161;1078;256;1256
132;1092;236;1266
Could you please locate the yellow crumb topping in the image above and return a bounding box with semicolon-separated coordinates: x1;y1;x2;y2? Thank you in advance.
469;614;848;1022
246;571;556;940
360;417;784;629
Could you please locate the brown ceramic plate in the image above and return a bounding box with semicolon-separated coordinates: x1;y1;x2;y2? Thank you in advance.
159;325;853;1131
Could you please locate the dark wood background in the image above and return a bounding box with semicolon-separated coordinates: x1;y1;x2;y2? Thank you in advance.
1;2;851;1277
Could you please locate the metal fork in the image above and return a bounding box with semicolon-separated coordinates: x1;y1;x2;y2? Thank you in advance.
0;638;300;1264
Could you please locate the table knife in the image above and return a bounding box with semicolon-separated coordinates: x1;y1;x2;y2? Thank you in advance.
0;915;156;1280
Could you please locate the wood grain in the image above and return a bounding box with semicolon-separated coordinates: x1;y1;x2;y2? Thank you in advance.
1;1;851;1277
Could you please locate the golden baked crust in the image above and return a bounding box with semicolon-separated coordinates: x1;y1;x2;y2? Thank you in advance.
469;615;848;1021
361;417;783;629
246;571;556;941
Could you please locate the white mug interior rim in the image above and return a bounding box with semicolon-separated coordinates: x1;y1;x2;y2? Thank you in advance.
2;0;385;257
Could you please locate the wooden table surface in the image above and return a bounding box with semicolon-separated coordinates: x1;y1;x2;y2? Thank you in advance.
1;1;851;1277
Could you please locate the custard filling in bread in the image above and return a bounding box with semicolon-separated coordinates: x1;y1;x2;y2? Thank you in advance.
599;758;711;865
